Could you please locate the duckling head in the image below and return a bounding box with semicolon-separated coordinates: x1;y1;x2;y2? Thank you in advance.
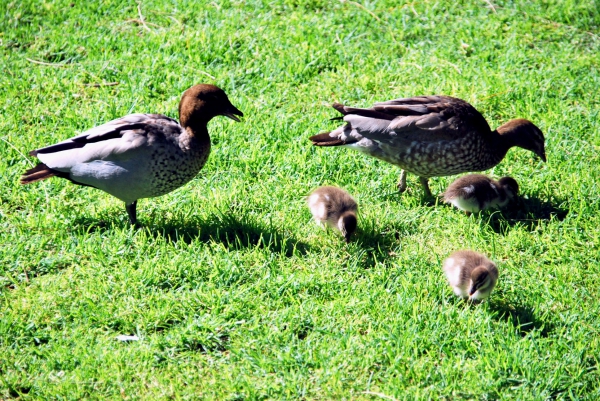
497;119;546;163
498;176;519;199
338;211;357;243
468;266;494;301
179;84;243;127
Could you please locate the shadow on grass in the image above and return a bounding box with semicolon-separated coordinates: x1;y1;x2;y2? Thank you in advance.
350;220;420;269
438;195;568;234
152;213;311;256
375;186;439;208
71;211;311;257
483;196;569;234
512;195;569;220
488;298;555;337
355;227;398;249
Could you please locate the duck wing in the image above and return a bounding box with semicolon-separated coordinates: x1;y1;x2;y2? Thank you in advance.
31;113;184;170
23;113;185;197
311;96;491;146
31;113;180;156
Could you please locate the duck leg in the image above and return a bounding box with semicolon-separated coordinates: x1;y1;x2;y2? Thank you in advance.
397;170;408;192
125;201;137;225
419;177;432;197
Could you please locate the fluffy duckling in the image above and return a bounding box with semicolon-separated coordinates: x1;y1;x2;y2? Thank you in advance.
443;174;519;215
20;84;243;224
309;96;545;197
307;186;358;242
443;250;499;301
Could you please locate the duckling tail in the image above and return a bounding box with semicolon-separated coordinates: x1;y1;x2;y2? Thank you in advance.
20;163;62;184
309;132;346;146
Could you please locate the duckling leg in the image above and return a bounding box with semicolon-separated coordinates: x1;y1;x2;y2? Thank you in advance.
419;177;432;197
125;201;137;225
397;170;408;192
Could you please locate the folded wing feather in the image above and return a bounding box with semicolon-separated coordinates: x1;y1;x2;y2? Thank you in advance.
33;114;181;170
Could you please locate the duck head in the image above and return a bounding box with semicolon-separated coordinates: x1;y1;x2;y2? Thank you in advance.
179;84;243;127
496;119;546;162
338;211;357;243
468;266;493;300
498;176;519;198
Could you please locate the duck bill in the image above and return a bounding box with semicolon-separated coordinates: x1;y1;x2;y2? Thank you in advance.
539;152;547;163
222;105;244;122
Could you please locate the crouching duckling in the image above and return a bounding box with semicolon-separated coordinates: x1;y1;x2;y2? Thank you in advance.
307;186;357;242
442;250;499;302
443;174;519;215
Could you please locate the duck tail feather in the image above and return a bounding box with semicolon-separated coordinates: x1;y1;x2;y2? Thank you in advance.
20;163;66;185
332;103;347;115
309;132;346;146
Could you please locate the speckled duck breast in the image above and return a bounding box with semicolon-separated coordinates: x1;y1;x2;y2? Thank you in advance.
142;119;211;199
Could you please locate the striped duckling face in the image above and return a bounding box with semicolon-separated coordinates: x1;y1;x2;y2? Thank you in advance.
498;176;519;200
307;186;358;242
468;266;496;301
337;212;357;243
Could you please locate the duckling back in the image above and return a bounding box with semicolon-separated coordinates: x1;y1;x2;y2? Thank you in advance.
442;250;498;301
443;174;518;214
307;186;358;241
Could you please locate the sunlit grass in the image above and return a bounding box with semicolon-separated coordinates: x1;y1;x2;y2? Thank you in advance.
1;0;599;399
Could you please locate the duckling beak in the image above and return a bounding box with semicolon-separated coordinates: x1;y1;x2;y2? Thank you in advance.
537;151;547;163
222;105;244;122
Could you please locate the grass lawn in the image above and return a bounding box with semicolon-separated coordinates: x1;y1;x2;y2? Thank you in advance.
1;0;600;399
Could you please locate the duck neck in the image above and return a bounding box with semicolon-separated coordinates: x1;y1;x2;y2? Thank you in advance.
184;123;211;146
179;101;213;142
487;129;512;165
